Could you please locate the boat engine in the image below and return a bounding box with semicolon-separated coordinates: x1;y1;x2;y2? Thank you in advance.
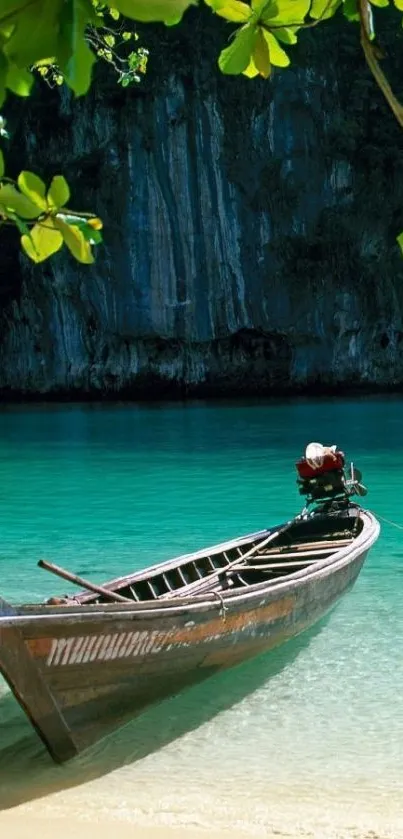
296;442;367;503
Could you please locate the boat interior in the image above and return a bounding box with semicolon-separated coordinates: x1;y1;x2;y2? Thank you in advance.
66;511;363;607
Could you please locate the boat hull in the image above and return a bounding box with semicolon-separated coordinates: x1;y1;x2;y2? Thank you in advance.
0;523;376;762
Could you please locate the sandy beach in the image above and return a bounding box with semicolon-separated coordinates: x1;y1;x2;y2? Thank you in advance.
0;814;242;839
1;806;402;839
0;813;297;839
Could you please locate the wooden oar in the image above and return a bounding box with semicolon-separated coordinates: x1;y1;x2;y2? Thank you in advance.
162;519;298;600
38;559;132;604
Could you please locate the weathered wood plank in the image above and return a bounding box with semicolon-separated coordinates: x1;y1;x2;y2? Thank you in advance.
0;621;78;762
255;548;333;560
228;560;322;571
256;538;351;556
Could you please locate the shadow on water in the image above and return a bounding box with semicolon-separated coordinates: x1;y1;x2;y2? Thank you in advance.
0;617;331;810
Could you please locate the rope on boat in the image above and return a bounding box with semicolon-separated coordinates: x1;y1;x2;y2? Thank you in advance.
209;590;228;619
371;511;403;532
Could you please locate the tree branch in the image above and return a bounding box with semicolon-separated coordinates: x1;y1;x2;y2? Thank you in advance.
358;0;403;129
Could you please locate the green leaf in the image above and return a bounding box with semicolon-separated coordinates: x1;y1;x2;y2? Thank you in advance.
87;216;103;231
262;29;290;66
107;0;196;24
12;214;30;237
252;27;271;77
66;41;96;95
342;0;359;21
74;220;103;245
0;0;37;13
0;149;3;179
274;26;298;44
109;7;120;19
53;217;94;263
6;64;33;97
262;0;310;24
55;213;102;246
47;175;70;210
218;22;258;74
397;231;403;254
206;0;252;22
18;170;48;211
309;0;342;19
0;184;41;219
242;58;260;77
58;0;97;96
0;51;8;108
104;33;115;47
21;220;63;263
369;0;389;6
4;0;64;69
394;0;403;8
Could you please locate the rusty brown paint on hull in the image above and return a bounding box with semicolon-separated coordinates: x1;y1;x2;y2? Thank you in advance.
0;511;379;763
25;595;296;667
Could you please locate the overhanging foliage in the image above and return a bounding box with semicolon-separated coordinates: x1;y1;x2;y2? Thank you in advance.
1;0;403;262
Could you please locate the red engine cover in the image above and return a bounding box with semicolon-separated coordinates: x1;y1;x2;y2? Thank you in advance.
296;452;345;479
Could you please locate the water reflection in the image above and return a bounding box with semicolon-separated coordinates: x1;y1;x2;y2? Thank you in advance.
0;621;326;809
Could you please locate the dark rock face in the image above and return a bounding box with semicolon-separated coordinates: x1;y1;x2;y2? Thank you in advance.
1;10;403;397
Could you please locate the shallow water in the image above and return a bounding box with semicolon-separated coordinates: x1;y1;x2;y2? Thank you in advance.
0;398;402;836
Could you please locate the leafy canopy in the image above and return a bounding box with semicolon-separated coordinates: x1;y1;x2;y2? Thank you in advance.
1;0;403;262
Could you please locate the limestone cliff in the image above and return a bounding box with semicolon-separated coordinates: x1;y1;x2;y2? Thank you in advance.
1;10;403;396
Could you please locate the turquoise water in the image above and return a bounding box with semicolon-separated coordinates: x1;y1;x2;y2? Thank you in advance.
0;398;403;837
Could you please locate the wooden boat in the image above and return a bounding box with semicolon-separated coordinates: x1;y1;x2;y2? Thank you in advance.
0;445;379;763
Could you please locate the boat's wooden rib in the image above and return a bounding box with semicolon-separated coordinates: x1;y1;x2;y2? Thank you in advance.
162;574;173;592
158;527;290;601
